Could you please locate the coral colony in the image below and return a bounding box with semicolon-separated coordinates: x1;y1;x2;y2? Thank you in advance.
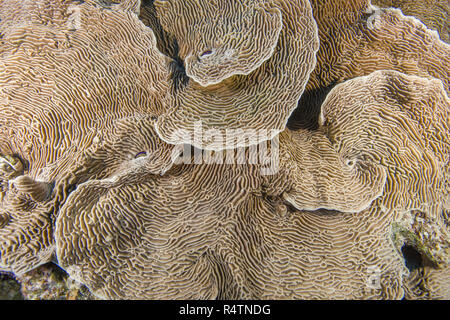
0;0;449;299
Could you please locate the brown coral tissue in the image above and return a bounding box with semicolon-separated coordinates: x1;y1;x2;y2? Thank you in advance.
0;0;449;300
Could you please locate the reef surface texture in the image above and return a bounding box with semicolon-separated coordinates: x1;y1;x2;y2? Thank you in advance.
0;0;449;299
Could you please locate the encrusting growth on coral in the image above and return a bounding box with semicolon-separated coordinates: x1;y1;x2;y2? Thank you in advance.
154;0;284;87
0;0;449;299
405;266;450;299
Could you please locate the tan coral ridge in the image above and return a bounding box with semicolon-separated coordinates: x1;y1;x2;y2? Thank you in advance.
55;70;449;299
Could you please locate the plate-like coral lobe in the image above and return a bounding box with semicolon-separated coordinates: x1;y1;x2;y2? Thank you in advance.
320;70;449;216
289;0;450;130
154;0;319;150
54;69;449;299
372;0;449;43
53;170;403;299
154;0;283;86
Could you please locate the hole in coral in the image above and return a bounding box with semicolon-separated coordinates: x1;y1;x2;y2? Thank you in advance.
134;151;147;159
401;244;423;271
